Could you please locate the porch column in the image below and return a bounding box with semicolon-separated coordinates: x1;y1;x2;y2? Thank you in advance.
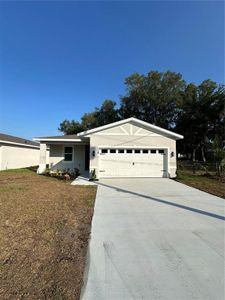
37;143;47;174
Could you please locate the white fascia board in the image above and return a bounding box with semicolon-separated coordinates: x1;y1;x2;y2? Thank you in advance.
33;138;83;142
0;140;40;149
77;117;184;140
133;119;184;140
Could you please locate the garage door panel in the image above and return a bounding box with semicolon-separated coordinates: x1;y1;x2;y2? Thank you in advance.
100;155;133;177
99;150;167;178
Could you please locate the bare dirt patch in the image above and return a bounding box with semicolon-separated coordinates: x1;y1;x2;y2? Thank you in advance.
0;169;96;299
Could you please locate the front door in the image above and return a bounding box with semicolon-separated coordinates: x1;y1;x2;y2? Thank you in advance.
85;145;90;171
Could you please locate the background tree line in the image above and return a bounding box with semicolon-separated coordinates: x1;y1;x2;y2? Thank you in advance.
59;70;225;166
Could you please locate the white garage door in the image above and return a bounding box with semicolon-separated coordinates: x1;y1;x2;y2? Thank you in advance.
99;148;168;178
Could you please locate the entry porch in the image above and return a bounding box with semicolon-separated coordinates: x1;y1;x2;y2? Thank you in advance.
38;141;90;175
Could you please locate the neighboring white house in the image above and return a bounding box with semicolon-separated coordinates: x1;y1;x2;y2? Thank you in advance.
34;118;183;179
0;133;46;171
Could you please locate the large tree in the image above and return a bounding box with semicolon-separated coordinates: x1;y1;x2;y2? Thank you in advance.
59;99;119;134
58;120;84;135
81;112;98;130
58;70;224;164
119;71;186;129
95;99;120;126
176;80;225;161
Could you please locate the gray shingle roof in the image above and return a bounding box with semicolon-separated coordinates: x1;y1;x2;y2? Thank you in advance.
0;133;39;147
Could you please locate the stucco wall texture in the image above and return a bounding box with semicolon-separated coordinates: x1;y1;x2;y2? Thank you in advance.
49;144;85;172
0;144;44;171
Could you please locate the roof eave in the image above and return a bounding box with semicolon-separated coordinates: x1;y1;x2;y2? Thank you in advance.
33;138;84;142
0;140;40;148
77;117;184;140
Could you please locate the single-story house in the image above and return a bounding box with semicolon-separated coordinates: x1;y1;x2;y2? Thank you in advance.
34;117;183;179
0;133;48;171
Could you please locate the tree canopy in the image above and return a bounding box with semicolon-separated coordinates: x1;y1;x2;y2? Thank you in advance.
176;80;225;161
58;70;225;162
58;99;119;134
120;71;185;128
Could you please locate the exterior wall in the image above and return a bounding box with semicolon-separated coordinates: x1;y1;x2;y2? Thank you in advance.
0;144;41;171
49;144;86;173
0;146;2;170
89;121;177;179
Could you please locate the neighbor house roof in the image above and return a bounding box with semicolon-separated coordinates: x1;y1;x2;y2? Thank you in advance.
77;117;184;140
0;133;40;148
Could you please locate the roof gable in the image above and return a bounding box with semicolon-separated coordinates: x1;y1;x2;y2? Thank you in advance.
77;118;183;140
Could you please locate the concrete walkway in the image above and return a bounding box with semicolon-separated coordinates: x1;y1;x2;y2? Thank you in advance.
71;174;97;186
81;178;225;300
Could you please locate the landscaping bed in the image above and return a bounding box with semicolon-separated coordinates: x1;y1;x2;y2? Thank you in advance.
0;169;97;299
44;168;80;181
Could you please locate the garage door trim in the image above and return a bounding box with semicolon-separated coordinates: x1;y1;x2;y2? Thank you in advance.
98;146;170;178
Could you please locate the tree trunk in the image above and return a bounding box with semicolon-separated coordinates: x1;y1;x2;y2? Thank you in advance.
201;146;206;162
192;148;196;162
217;163;222;177
215;161;219;177
186;152;190;160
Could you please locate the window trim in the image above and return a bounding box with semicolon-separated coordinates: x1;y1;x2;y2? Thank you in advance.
118;149;125;154
150;149;157;154
109;149;116;154
101;149;108;154
98;146;168;156
142;149;149;154
134;149;141;154
63;146;74;162
126;149;133;154
158;149;165;154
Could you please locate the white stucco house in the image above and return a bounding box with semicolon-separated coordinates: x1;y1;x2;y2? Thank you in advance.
34;118;183;179
0;133;44;171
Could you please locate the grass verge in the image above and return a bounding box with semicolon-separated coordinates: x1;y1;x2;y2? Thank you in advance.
0;169;97;299
176;170;225;199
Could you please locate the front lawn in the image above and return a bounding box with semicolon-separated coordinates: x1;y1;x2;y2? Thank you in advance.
0;169;96;299
176;169;225;199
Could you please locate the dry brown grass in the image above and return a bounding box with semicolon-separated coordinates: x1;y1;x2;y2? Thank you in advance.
0;169;97;299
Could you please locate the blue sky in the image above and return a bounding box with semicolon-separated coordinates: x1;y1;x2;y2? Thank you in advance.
0;1;224;139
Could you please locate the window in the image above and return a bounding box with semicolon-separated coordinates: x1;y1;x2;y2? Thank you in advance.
118;149;124;153
142;149;148;154
134;149;141;154
101;149;108;154
150;149;156;154
126;149;132;153
64;147;73;161
158;149;165;154
110;149;116;153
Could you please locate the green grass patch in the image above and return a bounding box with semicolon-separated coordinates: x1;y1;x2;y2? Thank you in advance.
176;169;225;199
0;168;33;174
0;183;29;192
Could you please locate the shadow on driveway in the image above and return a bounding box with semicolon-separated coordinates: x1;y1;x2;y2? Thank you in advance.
97;180;225;221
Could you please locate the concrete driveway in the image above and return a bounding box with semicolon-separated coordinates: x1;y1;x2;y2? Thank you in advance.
81;179;225;300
